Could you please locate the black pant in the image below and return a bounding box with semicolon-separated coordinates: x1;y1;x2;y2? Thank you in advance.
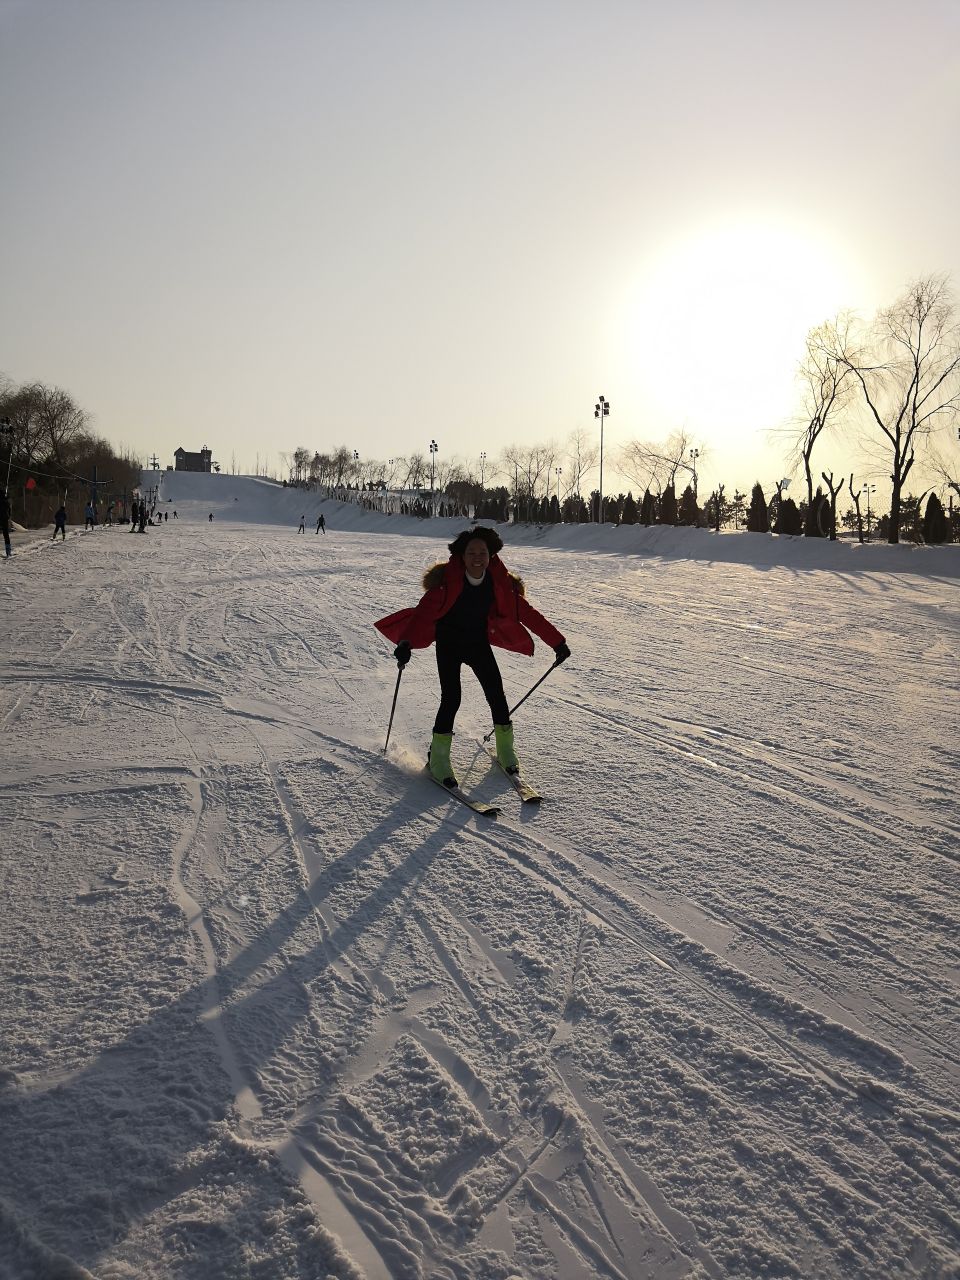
433;639;509;734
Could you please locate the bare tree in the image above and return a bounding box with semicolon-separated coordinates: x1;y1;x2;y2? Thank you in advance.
562;427;599;499
925;436;960;505
830;275;960;543
847;474;866;544
501;443;556;519
792;315;857;514
402;452;428;492
328;446;350;488
291;446;311;485
618;429;701;498
821;470;844;541
0;383;57;470
382;456;404;492
38;385;89;469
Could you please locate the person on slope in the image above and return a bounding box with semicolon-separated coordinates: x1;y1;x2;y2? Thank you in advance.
374;526;570;787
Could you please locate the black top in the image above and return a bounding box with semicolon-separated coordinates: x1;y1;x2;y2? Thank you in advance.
435;573;494;646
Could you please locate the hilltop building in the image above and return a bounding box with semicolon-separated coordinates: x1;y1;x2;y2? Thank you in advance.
174;446;213;473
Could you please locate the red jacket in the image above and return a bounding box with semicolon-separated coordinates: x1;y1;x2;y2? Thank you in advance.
374;555;565;656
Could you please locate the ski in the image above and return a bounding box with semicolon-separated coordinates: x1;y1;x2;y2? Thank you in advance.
483;747;542;803
428;772;501;816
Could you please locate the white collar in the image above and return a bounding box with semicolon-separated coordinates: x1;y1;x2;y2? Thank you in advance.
465;570;487;587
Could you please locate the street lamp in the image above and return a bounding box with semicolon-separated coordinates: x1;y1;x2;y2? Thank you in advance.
479;451;486;489
429;439;438;516
0;417;12;494
594;396;610;523
555;466;562;507
862;484;876;539
689;448;700;498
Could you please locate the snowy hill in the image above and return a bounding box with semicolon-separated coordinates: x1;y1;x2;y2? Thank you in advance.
147;468;960;576
1;488;958;1279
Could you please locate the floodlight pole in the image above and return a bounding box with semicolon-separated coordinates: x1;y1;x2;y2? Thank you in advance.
594;396;610;523
0;417;13;494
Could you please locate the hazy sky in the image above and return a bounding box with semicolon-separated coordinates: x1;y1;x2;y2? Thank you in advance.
2;0;959;499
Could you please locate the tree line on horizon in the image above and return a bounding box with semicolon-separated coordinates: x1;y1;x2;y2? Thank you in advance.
297;464;956;544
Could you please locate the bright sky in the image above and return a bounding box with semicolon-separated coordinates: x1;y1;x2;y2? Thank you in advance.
2;0;959;500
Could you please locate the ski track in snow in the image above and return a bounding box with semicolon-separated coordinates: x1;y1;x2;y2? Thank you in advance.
0;475;958;1280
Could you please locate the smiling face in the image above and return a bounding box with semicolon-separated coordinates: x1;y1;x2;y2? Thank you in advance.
463;538;491;577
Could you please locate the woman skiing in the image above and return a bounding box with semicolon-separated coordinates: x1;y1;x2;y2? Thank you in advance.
374;526;569;787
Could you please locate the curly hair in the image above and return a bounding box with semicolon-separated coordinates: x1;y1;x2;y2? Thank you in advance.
447;526;504;559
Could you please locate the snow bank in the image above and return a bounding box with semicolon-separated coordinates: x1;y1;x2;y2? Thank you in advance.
147;469;960;578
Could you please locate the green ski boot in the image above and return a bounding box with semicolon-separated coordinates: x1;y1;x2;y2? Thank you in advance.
494;722;519;775
427;732;458;788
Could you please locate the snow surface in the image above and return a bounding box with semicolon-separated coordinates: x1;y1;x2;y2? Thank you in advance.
1;471;958;1280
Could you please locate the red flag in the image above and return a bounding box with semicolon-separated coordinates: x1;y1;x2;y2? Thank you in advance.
25;477;36;490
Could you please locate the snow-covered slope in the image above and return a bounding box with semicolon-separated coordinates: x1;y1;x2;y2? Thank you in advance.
1;481;957;1279
148;468;960;576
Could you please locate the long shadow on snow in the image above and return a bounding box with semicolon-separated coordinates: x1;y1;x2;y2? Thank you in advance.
0;780;459;1276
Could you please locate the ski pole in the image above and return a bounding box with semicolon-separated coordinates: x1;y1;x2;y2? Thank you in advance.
482;658;561;742
383;664;404;754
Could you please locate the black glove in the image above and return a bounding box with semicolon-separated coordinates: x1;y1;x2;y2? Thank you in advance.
553;642;570;665
394;640;412;667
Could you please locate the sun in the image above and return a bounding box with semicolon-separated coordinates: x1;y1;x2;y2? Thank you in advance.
622;219;856;446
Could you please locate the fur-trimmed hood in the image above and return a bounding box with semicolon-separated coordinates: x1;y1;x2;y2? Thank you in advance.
422;558;525;596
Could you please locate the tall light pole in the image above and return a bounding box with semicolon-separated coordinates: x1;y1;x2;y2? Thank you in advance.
555;466;562;508
689;448;700;498
430;439;438;516
862;484;876;539
1;417;12;494
594;396;610;523
479;451;486;489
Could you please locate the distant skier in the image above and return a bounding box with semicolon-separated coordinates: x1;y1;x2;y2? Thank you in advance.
316;514;325;535
129;500;139;531
84;501;95;530
0;490;11;557
53;505;67;541
374;526;569;788
208;512;214;522
173;510;178;519
298;515;305;533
